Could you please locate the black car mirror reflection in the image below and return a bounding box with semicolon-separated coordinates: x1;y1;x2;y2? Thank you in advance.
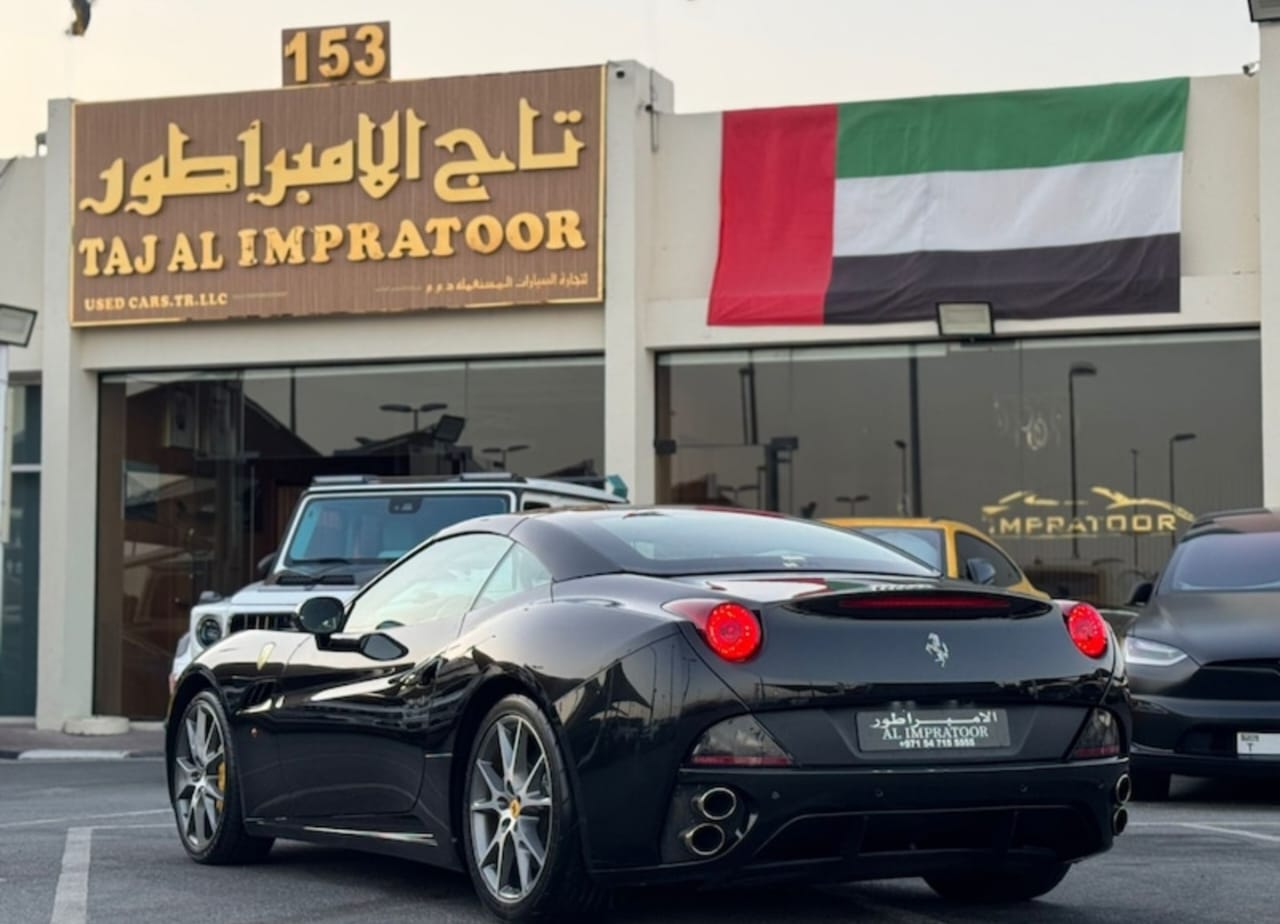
359;633;409;661
312;629;407;661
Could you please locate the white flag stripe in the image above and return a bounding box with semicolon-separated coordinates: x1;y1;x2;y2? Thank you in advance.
833;152;1181;258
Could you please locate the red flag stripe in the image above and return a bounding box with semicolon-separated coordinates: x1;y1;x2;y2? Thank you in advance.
708;104;837;326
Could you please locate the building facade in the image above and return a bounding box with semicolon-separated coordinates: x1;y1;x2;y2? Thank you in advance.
0;53;1272;727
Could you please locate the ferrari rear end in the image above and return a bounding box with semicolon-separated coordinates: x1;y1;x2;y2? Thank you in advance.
584;580;1130;900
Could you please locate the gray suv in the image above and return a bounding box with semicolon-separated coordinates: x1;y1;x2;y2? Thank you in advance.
169;473;626;688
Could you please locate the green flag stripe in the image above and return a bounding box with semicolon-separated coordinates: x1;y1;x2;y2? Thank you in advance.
835;77;1189;179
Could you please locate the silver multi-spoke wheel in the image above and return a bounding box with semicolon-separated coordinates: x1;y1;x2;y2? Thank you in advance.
469;714;554;903
173;699;226;851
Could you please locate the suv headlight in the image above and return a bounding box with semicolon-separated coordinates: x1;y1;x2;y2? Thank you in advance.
195;615;224;649
1122;636;1188;667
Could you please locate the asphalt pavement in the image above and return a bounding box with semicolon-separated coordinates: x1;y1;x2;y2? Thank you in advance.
2;759;1279;924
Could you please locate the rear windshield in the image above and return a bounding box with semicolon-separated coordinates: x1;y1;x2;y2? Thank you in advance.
581;509;936;577
855;527;944;570
1161;531;1280;592
283;493;510;568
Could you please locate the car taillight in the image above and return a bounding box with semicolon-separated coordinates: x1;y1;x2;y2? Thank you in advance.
687;715;793;767
1065;602;1108;658
1069;708;1122;760
663;599;763;662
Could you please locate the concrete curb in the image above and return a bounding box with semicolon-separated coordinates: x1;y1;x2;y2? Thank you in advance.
0;749;164;760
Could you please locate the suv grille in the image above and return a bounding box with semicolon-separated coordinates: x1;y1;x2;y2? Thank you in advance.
229;612;295;634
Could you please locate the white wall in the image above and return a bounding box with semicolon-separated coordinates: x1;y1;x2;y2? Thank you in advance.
0;156;45;374
76;304;603;371
1259;28;1280;505
646;75;1260;350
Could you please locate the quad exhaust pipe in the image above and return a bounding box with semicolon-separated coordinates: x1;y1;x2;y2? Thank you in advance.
681;823;727;857
692;786;738;822
1112;806;1129;836
1114;773;1132;805
680;786;739;857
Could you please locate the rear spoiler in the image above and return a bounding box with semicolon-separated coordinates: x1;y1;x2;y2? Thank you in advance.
788;588;1055;620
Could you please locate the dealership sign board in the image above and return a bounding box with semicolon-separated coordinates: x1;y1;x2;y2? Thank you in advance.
71;64;605;326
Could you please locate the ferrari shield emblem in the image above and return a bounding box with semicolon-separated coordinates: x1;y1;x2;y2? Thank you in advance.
257;642;275;671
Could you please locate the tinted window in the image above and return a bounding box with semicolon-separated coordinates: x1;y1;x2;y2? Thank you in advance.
857;527;944;570
283;493;509;567
345;533;511;633
1161;532;1280;592
954;533;1023;587
580;509;934;577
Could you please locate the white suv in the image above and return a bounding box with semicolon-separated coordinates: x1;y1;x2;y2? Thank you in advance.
168;473;626;692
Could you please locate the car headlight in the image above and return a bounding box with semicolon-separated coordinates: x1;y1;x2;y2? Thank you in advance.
195;616;223;649
1122;636;1188;667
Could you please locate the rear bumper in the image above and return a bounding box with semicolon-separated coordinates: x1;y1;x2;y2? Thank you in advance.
1131;693;1280;779
592;758;1128;887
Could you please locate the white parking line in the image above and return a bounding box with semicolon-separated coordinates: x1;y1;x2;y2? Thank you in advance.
1183;823;1280;844
49;827;91;924
44;823;172;924
1128;820;1280;843
0;809;168;830
1130;819;1280;826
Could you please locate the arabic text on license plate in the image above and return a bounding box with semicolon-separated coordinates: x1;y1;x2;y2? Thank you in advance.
856;708;1011;752
1237;732;1280;757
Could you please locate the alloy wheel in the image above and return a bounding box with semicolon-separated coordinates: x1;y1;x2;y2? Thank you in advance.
468;714;554;903
173;699;227;850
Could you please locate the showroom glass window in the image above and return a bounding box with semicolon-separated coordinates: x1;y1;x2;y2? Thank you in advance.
656;331;1260;607
95;356;603;719
0;384;41;716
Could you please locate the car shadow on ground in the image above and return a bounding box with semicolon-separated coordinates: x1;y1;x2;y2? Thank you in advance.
238;842;1154;924
186;773;1280;924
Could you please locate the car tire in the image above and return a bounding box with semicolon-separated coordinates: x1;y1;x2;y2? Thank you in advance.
924;862;1070;902
1131;770;1172;802
461;694;609;922
170;690;274;865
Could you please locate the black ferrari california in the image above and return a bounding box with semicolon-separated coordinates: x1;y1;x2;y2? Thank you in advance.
166;506;1131;921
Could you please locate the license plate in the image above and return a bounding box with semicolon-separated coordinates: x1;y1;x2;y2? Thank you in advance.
1237;732;1280;757
856;708;1010;752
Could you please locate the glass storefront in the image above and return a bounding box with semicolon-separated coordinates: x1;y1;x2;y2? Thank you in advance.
656;330;1261;606
1;385;41;716
96;356;604;719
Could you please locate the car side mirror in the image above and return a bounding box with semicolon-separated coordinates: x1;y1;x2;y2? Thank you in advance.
257;552;277;579
965;557;998;586
297;596;345;635
1127;581;1154;607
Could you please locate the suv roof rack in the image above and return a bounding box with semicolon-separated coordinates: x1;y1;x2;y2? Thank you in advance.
309;472;529;487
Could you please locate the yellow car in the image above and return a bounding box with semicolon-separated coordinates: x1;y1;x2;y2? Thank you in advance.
823;516;1047;598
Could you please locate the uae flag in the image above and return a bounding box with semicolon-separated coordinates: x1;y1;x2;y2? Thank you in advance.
708;77;1189;326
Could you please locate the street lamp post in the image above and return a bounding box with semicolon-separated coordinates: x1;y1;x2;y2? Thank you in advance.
1067;362;1098;559
836;493;870;515
483;443;530;470
893;440;909;516
1130;448;1140;569
379;401;447;432
1168;432;1197;547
